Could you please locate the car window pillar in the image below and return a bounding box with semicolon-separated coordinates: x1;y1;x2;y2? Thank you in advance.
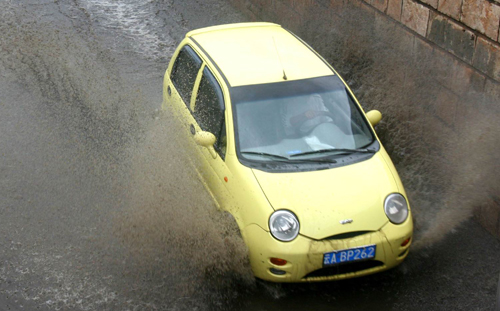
189;63;206;111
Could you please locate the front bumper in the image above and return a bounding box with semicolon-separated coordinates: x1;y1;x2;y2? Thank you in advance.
243;216;413;282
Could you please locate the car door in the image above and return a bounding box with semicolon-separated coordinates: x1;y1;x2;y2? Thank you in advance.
191;65;233;210
164;44;213;171
164;44;231;208
164;44;202;137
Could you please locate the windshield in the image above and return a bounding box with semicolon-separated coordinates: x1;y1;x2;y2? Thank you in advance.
231;75;375;164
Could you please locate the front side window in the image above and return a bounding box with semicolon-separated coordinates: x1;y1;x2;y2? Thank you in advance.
193;67;226;157
231;75;376;170
171;45;202;107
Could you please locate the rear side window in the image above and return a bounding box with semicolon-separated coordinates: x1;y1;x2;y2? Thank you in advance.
171;45;202;107
194;67;226;157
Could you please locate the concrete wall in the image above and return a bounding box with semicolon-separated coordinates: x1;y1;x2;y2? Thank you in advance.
387;0;500;82
227;0;500;240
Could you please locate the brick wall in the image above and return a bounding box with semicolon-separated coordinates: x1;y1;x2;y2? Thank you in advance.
227;0;500;240
384;0;500;82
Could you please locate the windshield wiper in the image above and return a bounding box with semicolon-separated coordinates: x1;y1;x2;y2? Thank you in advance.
241;151;337;163
290;148;376;158
241;151;291;160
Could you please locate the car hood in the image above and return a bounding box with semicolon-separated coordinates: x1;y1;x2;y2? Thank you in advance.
252;153;398;240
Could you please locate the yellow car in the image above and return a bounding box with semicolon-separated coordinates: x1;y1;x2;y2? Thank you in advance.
162;22;413;282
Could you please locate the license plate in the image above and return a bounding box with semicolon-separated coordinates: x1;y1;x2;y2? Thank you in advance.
323;245;376;266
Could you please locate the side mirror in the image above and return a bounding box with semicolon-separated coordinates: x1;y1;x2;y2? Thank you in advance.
194;131;216;147
194;131;217;158
366;110;382;126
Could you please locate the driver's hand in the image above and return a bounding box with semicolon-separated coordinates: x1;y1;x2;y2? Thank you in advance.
305;110;316;119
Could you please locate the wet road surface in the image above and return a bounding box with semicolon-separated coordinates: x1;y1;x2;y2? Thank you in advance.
0;0;499;310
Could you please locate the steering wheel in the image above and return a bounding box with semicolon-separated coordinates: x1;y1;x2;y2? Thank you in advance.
290;110;335;134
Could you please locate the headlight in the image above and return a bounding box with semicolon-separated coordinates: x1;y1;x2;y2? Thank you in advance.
269;210;300;242
384;193;409;224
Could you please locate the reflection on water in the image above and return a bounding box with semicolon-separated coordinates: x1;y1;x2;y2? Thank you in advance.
79;0;175;60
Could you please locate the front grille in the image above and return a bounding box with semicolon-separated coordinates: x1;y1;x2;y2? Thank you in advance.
304;260;384;279
323;231;373;240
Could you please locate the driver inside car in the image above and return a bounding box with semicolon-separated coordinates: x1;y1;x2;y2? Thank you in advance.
283;93;333;136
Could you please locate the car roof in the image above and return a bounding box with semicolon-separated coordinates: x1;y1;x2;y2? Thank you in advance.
186;23;333;87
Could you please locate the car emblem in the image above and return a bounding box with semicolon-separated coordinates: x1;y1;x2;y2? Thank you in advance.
340;219;353;225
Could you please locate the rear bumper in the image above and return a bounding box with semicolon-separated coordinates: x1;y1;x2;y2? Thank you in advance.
243;215;413;282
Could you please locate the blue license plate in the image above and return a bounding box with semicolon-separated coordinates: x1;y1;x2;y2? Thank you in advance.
323;245;376;266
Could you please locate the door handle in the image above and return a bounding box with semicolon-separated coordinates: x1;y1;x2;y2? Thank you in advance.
190;124;196;135
167;85;172;96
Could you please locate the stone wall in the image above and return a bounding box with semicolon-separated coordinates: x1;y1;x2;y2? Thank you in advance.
379;0;500;82
227;0;500;240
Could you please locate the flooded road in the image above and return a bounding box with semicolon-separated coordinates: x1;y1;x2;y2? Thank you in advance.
0;0;499;310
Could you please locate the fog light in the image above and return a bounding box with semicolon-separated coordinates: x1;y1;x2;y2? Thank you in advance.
270;258;287;266
401;237;411;247
269;268;286;275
